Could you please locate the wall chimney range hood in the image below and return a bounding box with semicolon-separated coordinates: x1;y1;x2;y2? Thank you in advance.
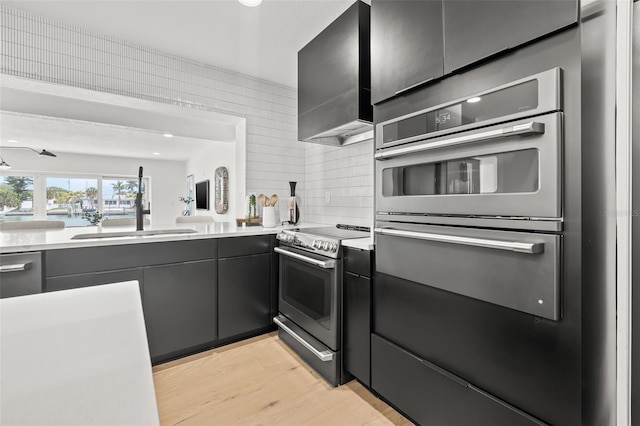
297;1;372;146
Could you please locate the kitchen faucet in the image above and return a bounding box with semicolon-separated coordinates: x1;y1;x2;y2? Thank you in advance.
135;166;150;231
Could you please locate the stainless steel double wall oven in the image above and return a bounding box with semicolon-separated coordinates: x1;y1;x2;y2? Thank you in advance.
375;68;563;321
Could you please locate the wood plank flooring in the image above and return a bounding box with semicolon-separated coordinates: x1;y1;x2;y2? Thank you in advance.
152;332;412;426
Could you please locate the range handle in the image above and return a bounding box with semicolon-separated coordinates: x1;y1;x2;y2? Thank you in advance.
374;121;545;160
375;227;544;254
273;316;334;362
274;247;335;269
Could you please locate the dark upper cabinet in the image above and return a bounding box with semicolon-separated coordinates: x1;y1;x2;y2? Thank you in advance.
370;0;444;104
442;0;578;74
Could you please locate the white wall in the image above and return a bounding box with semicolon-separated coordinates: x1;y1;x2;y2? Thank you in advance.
5;150;186;225
304;141;374;227
186;141;237;222
1;6;376;228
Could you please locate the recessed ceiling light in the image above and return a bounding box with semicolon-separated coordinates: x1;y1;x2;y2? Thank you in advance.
7;139;18;143
239;0;262;6
153;152;161;156
163;133;173;138
467;97;482;104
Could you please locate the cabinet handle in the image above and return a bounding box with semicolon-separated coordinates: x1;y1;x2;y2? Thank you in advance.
273;316;334;362
374;121;545;160
394;77;435;95
375;228;544;254
0;263;32;273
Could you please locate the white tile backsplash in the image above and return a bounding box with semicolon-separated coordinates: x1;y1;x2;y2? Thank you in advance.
1;5;374;227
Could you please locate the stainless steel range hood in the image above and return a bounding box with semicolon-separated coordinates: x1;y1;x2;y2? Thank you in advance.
297;1;372;147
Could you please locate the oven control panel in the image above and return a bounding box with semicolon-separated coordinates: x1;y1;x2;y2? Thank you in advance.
276;231;340;257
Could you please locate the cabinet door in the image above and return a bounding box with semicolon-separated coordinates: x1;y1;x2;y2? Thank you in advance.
344;271;371;386
218;253;271;340
142;260;217;360
371;0;444;104
443;0;578;74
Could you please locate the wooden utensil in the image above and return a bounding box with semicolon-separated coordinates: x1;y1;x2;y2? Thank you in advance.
270;194;278;207
258;194;267;207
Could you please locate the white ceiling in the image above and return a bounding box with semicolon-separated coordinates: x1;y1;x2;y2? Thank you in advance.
0;112;223;161
2;0;361;88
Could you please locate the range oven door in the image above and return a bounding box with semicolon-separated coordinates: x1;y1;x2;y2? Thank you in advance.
275;246;341;350
375;112;562;222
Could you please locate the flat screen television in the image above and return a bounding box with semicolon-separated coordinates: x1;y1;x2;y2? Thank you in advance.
195;180;210;210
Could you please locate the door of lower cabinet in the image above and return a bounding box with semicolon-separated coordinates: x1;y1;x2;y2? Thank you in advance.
344;271;371;386
142;260;217;360
218;253;270;340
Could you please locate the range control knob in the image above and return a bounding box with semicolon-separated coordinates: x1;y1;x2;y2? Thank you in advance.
322;241;330;251
329;243;338;253
312;240;320;249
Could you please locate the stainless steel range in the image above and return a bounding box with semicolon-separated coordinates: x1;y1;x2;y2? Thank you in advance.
273;225;369;387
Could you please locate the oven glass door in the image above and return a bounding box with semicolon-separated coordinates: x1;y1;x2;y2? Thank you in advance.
376;112;562;219
278;246;340;350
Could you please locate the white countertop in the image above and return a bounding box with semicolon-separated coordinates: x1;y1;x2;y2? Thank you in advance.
0;222;305;254
342;236;375;251
0;222;375;253
0;281;159;425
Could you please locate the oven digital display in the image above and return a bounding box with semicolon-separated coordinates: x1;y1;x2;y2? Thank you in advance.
382;80;539;144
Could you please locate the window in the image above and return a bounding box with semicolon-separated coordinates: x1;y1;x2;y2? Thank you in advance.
0;175;35;222
102;177;148;221
45;177;99;227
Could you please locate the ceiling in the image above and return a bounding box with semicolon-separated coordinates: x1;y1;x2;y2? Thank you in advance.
0;112;224;162
2;0;362;88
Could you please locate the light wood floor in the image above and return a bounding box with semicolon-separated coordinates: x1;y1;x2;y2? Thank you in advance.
152;332;413;426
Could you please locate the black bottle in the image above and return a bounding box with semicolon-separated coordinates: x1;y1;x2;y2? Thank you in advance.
288;181;300;225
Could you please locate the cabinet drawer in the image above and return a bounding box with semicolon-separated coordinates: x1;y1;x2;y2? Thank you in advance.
46;239;217;277
376;224;560;320
344;247;372;277
218;235;271;258
46;269;143;293
0;252;43;298
371;334;546;426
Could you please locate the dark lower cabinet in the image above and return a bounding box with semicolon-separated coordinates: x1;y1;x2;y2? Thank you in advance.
371;334;545;426
143;260;217;360
344;271;371;386
343;247;373;387
218;253;271;339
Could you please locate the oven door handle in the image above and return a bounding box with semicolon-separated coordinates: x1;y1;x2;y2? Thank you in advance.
274;247;336;269
273;316;334;362
375;228;544;254
374;121;545;160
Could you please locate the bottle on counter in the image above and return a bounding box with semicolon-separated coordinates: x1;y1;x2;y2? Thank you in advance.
288;181;300;225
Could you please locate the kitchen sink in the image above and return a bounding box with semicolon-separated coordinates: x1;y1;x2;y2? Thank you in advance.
71;229;199;240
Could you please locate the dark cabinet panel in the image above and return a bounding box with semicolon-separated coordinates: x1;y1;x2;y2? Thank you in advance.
218;253;271;339
371;334;545;426
370;0;444;104
442;0;578;74
344;271;371;386
47;268;143;293
218;235;270;258
45;239;217;277
344;247;373;278
142;260;217;359
373;272;581;425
